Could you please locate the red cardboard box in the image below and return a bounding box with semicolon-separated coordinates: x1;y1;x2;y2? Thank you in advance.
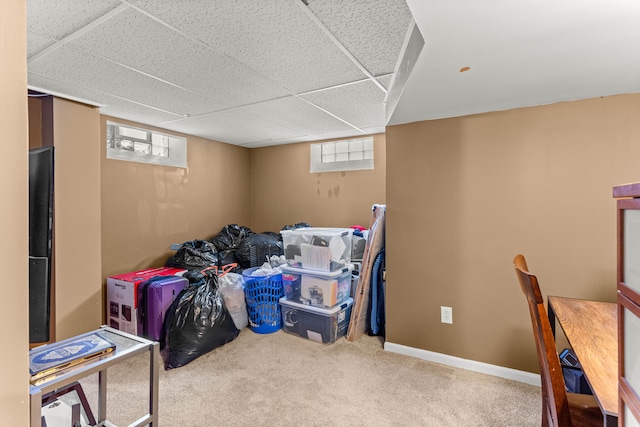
107;267;185;335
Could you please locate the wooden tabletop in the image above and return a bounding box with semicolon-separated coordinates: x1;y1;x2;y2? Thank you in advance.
548;296;618;420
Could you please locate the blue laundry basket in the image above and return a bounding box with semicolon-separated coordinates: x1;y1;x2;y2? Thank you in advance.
242;268;283;334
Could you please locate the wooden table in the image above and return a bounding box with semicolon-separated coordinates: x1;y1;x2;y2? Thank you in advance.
548;296;618;427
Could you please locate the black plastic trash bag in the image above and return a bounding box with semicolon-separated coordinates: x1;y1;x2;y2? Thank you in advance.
209;224;253;251
218;249;241;271
163;271;240;369
236;233;284;269
165;240;219;270
281;222;312;232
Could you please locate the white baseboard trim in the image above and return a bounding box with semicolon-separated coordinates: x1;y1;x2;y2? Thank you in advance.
384;341;541;387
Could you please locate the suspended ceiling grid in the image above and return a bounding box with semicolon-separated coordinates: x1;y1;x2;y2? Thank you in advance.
27;0;413;147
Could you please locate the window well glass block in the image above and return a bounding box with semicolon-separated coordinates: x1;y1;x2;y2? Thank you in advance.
310;138;374;172
152;146;169;157
349;139;363;152
117;139;134;151
336;141;349;154
336;152;349;162
107;120;187;168
119;126;148;140
134;142;151;154
152;134;169;147
322;143;335;155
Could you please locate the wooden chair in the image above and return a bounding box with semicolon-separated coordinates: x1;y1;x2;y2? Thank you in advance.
513;254;602;427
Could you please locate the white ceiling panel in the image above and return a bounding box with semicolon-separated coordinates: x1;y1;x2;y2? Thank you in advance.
68;8;290;106
307;0;413;77
134;0;367;93
391;0;640;125
241;137;317;148
28;73;105;107
359;126;386;137
26;0;412;147
301;80;386;129
98;98;186;125
240;96;355;136
376;74;393;90
27;0;123;40
29;45;228;117
193;108;304;141
28;1;640;149
27;31;55;58
29;73;184;125
307;128;371;142
158;119;263;146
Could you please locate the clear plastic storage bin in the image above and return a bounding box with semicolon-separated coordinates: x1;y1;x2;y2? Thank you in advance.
281;265;351;307
281;227;353;272
279;297;353;344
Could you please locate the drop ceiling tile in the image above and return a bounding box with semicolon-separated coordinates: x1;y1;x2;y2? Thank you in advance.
99;98;186;125
68;8;289;106
28;73;105;106
307;0;412;76
27;0;123;40
27;31;56;59
302;80;386;129
28;73;185;126
29;45;227;117
359;127;386;138
135;0;367;93
376;74;393;90
310;129;371;142
255;135;319;146
193;109;304;141
240;96;354;136
158;118;262;145
240;137;315;148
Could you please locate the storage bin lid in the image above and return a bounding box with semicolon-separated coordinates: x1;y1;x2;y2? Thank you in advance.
280;227;353;236
281;264;353;278
279;297;353;315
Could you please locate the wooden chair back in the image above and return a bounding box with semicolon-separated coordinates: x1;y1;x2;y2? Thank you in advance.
513;254;571;426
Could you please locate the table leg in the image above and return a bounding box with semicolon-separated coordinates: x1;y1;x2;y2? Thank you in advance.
98;368;107;423
548;300;556;337
30;385;42;427
149;342;159;426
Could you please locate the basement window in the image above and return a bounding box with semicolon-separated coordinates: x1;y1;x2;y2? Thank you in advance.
310;137;374;172
106;121;187;168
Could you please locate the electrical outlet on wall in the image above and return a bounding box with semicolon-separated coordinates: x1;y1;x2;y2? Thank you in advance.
441;306;453;324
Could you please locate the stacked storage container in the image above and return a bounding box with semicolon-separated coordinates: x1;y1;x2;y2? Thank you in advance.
279;228;354;344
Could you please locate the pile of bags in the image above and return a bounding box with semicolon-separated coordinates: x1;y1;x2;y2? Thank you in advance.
160;223;308;369
168;223;291;272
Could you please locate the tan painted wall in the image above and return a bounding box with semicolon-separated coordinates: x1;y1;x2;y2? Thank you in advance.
386;94;640;373
100;116;251;285
0;0;30;424
53;98;103;339
250;134;386;232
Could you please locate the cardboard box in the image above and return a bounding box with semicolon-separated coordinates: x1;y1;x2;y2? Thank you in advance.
106;266;185;335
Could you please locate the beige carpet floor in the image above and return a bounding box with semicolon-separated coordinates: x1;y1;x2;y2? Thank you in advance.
80;328;541;426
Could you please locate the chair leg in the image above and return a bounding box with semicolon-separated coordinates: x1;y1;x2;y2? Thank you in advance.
542;399;550;427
